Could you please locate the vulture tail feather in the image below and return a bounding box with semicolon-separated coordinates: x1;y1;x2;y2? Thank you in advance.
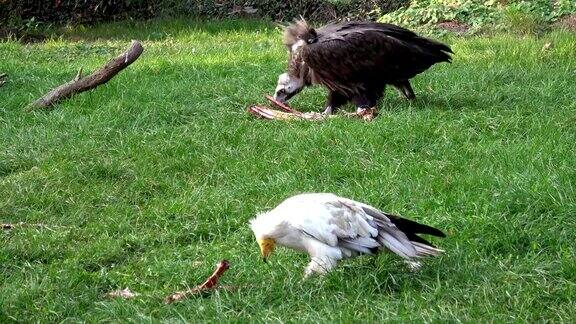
412;241;444;257
413;37;453;63
405;233;435;247
377;232;417;259
362;206;445;256
385;214;446;238
362;206;443;237
339;239;378;255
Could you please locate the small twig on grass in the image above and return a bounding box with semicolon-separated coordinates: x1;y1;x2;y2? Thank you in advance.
164;260;230;304
27;40;144;111
2;222;67;231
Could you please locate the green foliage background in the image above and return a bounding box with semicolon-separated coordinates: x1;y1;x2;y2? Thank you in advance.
0;0;405;25
2;0;574;38
381;0;576;32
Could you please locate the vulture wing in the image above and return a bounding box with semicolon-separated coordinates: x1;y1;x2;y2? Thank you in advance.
281;193;444;259
336;196;445;258
300;22;453;95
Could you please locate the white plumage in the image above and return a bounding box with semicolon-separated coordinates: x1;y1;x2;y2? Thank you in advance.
250;193;445;277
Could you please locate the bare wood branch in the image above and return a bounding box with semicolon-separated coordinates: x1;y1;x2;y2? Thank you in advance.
27;40;144;111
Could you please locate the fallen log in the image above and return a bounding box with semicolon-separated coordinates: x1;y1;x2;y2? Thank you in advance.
27;40;144;111
0;73;6;87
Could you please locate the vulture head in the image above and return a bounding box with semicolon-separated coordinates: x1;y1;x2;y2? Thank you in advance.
249;214;280;263
273;19;315;103
273;72;304;103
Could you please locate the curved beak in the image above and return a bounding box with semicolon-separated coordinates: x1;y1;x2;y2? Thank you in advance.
274;72;305;103
258;238;276;263
273;89;290;103
274;87;303;104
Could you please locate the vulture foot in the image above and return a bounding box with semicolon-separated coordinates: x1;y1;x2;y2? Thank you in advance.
323;106;334;115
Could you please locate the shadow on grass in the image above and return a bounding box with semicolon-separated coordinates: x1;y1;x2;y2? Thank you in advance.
410;93;487;111
322;255;445;293
281;86;479;114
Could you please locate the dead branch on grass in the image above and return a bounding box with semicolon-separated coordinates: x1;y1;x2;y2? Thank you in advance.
27;40;144;111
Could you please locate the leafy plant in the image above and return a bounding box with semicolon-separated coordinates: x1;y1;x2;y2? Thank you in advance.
380;0;576;34
0;0;408;27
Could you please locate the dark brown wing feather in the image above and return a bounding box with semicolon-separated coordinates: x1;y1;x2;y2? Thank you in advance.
300;21;453;95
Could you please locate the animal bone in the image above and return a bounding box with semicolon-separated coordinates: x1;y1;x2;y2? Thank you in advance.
164;260;230;304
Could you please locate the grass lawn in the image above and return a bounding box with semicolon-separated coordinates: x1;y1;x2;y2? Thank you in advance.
1;18;575;322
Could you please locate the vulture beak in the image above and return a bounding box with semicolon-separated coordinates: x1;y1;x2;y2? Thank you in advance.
274;73;304;103
273;89;290;103
258;238;276;263
273;87;302;103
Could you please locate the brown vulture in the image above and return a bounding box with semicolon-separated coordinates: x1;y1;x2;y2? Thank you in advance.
273;20;453;114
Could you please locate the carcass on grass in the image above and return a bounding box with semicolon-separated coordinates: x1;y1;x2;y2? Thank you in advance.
248;95;377;121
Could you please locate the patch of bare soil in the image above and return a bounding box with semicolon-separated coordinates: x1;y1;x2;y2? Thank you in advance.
436;20;470;34
555;14;576;31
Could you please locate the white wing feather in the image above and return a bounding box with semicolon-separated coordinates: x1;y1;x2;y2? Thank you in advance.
272;193;421;258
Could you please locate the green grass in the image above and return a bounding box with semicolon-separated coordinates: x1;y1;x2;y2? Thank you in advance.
1;18;575;322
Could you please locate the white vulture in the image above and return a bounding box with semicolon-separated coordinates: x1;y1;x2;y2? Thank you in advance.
250;193;445;277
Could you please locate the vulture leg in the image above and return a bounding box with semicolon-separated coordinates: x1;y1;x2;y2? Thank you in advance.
392;81;416;100
304;256;338;278
323;90;348;115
